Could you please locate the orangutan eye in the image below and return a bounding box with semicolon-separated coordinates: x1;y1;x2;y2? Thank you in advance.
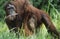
7;4;15;9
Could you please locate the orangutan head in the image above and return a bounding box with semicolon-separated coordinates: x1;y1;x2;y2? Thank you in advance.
5;3;18;21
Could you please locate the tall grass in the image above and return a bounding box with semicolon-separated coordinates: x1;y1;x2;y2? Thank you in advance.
0;15;60;39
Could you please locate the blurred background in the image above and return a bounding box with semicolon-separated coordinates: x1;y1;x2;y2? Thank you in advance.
0;0;60;39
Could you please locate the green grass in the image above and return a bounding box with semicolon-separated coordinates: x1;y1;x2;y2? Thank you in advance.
0;19;60;39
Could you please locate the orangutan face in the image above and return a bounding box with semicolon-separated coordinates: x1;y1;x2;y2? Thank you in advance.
5;4;18;20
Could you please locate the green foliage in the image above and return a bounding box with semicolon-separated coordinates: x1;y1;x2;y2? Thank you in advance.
0;21;59;39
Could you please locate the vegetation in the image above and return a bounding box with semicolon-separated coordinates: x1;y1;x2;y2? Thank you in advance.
0;0;60;39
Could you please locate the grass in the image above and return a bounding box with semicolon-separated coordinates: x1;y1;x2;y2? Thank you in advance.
0;18;60;39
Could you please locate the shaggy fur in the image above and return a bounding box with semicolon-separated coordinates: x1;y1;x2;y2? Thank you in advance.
4;0;60;38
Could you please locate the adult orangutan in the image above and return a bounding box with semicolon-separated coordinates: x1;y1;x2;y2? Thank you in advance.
4;0;60;38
